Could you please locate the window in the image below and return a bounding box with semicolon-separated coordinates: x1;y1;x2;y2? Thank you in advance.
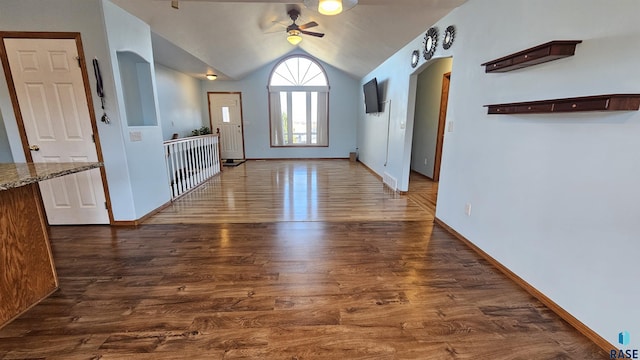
269;56;328;147
221;106;230;123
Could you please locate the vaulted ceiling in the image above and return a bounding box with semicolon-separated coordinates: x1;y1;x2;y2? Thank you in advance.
111;0;466;80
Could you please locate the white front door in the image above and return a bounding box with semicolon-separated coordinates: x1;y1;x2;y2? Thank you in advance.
208;92;244;160
4;38;109;225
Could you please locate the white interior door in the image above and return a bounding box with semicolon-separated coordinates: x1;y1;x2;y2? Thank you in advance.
208;92;244;160
4;38;109;225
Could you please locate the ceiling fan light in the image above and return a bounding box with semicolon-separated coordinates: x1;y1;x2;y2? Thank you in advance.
206;74;217;80
287;30;303;45
318;0;342;15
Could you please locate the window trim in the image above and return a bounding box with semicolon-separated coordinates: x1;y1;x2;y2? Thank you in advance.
267;55;330;148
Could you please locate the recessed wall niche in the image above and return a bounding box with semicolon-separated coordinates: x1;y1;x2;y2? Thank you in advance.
116;51;158;127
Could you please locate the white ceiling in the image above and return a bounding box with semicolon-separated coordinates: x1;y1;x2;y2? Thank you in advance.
111;0;467;80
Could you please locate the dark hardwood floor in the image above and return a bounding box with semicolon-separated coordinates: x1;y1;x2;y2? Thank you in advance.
0;161;607;359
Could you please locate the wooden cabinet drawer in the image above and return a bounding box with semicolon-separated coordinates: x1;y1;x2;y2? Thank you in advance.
552;99;610;112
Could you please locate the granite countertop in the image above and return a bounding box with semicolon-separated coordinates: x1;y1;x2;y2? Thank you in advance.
0;162;103;191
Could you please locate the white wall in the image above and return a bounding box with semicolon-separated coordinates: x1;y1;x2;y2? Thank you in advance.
202;50;359;159
0;0;172;221
155;64;205;140
411;58;452;178
0;0;140;220
0;0;109;165
102;0;171;219
359;0;640;347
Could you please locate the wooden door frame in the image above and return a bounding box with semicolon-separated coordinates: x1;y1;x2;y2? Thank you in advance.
432;72;451;182
0;31;114;224
207;91;246;160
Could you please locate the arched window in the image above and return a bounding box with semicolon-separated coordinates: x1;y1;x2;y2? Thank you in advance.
268;56;329;147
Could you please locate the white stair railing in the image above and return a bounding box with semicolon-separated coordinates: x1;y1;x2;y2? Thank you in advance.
163;134;220;199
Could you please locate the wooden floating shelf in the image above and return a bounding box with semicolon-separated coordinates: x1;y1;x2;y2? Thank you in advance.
485;94;640;115
482;40;582;73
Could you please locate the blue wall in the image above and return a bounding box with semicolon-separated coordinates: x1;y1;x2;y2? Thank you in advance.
103;0;171;219
359;0;640;347
155;64;205;140
0;111;12;163
201;50;359;159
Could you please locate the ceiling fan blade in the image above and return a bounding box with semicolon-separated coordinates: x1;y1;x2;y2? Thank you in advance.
264;29;286;34
301;30;325;38
299;21;318;30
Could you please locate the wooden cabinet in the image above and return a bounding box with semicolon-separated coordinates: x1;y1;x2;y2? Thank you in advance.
0;183;57;327
0;162;101;329
485;94;640;115
482;40;582;73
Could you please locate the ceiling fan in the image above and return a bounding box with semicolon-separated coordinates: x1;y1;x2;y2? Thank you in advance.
285;8;324;45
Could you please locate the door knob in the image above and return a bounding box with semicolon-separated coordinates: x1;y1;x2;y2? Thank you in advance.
29;144;40;151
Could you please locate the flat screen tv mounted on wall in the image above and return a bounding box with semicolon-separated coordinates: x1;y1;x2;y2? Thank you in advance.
363;78;380;113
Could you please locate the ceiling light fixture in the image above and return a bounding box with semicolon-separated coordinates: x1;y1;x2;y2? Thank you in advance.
318;0;342;15
206;74;217;80
304;0;357;15
287;30;303;45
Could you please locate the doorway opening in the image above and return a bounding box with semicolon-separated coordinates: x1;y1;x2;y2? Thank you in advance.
208;92;245;163
0;32;112;225
407;57;453;212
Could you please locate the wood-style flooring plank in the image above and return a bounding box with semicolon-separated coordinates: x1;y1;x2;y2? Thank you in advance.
0;160;607;359
145;160;432;224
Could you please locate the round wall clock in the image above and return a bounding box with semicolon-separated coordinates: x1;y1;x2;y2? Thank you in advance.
443;25;456;50
411;50;420;68
423;27;438;60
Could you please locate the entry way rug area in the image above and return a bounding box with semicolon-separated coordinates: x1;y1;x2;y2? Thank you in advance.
223;159;246;167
